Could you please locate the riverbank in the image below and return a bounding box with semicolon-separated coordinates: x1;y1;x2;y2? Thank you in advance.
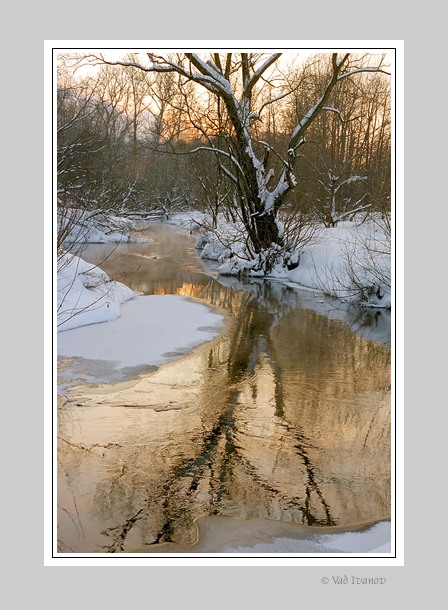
167;211;392;310
58;210;392;338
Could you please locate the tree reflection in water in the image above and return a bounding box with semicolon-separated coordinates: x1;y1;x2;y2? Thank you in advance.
57;226;391;553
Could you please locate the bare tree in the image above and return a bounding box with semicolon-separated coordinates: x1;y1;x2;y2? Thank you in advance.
81;52;389;269
282;59;391;224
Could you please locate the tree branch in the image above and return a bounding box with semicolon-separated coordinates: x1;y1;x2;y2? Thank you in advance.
243;53;282;98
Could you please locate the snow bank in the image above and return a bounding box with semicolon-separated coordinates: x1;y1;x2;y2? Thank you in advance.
57;252;135;331
172;211;391;310
59;209;151;245
286;222;391;308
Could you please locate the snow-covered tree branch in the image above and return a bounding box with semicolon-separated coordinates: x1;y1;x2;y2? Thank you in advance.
75;51;391;273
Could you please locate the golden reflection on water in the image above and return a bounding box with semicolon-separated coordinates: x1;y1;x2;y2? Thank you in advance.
58;225;391;553
58;311;390;553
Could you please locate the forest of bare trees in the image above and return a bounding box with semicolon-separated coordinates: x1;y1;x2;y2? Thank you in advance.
57;51;391;270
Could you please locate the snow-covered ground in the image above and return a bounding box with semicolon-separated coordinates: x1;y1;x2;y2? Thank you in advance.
169;211;391;310
58;292;225;379
57;251;136;331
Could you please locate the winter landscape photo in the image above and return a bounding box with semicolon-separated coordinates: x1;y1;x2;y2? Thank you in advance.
51;44;400;563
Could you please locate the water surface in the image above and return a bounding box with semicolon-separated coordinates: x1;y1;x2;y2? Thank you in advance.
57;223;391;553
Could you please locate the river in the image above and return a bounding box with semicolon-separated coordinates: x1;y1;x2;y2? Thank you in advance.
56;222;392;554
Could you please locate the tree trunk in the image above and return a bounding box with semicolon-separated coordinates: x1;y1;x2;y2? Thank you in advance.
250;212;282;253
